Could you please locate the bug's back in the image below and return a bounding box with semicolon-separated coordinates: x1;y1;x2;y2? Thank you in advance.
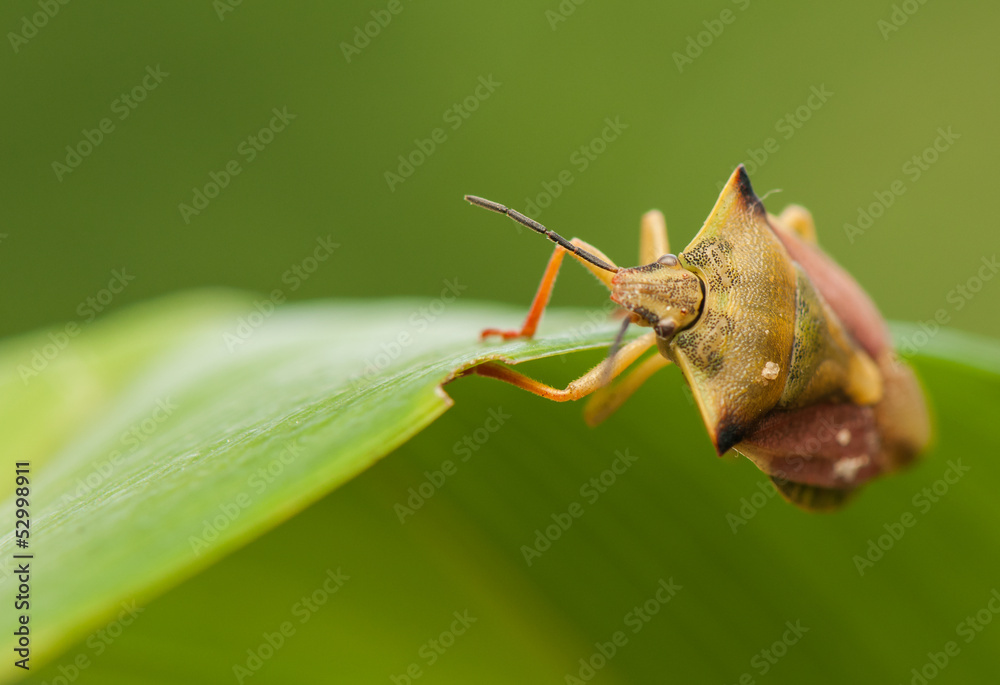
668;168;930;509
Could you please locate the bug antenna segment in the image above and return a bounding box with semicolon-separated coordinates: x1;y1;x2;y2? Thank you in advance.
464;195;620;273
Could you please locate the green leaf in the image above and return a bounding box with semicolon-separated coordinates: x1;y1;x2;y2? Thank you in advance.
5;294;1000;684
0;292;634;678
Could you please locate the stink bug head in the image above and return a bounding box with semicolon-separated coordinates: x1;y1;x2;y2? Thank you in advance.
610;255;704;341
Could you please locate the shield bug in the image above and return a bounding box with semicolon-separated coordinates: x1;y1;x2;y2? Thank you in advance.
464;166;930;511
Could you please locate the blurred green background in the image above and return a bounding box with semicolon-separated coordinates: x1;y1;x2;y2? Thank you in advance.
1;0;998;340
4;1;1000;684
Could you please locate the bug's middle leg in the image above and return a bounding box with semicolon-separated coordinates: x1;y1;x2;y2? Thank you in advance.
472;332;656;401
481;238;618;340
583;352;672;426
639;210;670;264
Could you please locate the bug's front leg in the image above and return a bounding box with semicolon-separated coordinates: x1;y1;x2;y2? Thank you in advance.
473;332;657;400
480;239;617;340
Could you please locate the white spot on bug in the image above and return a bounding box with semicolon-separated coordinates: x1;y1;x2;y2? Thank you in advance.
761;361;780;381
836;428;851;446
833;455;869;482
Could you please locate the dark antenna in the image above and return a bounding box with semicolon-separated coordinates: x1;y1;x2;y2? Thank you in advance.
464;195;620;273
601;316;632;388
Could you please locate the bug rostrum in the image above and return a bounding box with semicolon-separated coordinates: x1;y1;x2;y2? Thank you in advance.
464;166;930;511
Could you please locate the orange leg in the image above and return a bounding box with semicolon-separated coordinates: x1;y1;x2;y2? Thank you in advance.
473;332;657;400
481;246;566;340
481;239;618;340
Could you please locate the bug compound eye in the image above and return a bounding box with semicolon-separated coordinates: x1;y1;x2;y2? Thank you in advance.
654;319;677;338
657;254;679;267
